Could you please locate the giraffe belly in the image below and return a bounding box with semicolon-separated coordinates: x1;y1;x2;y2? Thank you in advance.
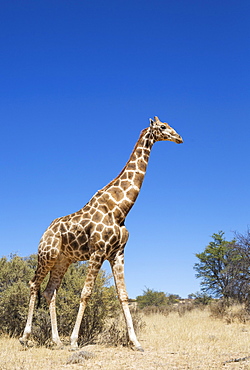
87;223;121;252
61;229;90;262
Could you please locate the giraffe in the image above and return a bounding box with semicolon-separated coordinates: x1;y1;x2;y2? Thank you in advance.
19;116;183;351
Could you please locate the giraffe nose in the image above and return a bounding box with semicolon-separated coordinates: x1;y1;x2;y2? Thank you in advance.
176;136;183;144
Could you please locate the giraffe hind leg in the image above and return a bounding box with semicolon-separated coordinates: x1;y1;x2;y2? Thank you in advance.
19;265;50;347
43;257;71;347
20;233;62;347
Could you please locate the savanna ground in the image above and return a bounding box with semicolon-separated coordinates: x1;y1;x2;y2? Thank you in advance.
1;308;250;370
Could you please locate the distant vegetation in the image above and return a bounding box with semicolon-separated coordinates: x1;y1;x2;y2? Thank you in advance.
136;287;181;308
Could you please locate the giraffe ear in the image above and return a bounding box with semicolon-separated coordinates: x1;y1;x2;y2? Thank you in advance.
149;118;154;127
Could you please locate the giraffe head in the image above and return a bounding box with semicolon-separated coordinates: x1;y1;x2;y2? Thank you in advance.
149;116;183;144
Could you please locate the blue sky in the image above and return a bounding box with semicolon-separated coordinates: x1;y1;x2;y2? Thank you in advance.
0;1;249;298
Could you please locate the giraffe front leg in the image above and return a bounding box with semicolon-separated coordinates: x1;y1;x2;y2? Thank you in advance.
110;253;144;352
70;256;103;350
44;289;63;348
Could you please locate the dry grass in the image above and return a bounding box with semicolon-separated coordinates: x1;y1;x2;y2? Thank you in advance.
1;308;250;369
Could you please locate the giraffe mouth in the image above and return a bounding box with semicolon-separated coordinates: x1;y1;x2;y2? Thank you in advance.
175;137;183;144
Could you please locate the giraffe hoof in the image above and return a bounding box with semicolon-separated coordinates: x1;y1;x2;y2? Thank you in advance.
129;341;144;352
131;344;144;352
69;340;79;351
69;346;79;352
51;341;64;350
135;345;144;352
19;337;27;346
19;338;34;348
53;344;64;350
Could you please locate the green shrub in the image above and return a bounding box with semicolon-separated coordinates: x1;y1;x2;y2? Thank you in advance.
136;288;168;309
0;254;121;346
0;255;34;337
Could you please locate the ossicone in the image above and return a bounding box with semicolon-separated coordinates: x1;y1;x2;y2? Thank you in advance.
149;116;160;127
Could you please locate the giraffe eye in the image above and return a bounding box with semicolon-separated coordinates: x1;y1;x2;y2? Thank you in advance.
160;125;166;130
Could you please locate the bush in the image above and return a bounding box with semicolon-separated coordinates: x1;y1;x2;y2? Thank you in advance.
141;305;171;316
177;302;195;317
0;255;35;337
209;300;227;319
209;299;250;324
50;262;120;346
0;254;121;346
136;288;168;309
97;311;145;347
189;292;213;306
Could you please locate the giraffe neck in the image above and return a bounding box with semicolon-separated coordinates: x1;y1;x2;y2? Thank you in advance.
89;127;155;223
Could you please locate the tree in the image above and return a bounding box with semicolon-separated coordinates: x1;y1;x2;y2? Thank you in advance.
194;231;236;298
224;228;250;303
136;288;168;309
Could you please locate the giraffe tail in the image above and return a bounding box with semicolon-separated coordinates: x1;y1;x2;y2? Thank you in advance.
36;288;41;309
